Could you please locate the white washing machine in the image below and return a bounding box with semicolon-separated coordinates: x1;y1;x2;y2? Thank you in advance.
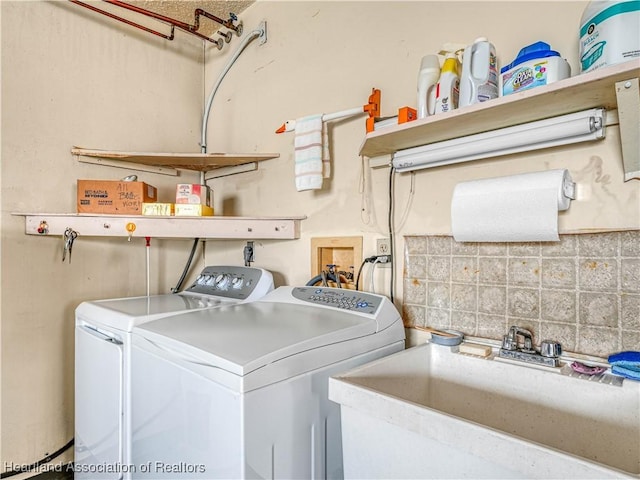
74;266;274;480
130;286;405;479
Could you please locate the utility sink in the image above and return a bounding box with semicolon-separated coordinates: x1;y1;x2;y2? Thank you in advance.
329;342;640;479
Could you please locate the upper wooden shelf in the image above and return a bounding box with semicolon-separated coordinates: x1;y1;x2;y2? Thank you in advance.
360;61;640;158
72;147;280;173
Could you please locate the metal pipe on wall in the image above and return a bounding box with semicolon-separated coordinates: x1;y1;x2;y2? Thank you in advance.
70;0;240;45
69;0;175;41
199;24;266;185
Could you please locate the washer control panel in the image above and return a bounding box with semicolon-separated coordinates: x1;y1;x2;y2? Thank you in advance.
185;266;270;300
291;287;381;315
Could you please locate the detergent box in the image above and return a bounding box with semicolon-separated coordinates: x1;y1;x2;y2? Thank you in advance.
175;184;212;206
500;42;570;96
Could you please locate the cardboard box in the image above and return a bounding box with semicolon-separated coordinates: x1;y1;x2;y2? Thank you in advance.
77;180;157;215
142;203;174;216
174;204;214;216
176;184;212;206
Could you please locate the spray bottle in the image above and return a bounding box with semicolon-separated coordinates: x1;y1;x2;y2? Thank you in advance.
416;55;441;119
434;53;461;114
459;37;499;107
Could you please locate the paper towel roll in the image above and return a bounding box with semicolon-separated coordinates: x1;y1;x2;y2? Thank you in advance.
451;169;574;242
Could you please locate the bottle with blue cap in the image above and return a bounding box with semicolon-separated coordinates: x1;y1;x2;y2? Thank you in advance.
500;42;571;96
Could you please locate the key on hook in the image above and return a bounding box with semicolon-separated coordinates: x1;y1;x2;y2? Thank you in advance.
62;227;78;263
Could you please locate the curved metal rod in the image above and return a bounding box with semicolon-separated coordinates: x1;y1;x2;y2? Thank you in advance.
200;27;264;156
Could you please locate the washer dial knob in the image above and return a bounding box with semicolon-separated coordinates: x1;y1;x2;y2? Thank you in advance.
215;274;230;290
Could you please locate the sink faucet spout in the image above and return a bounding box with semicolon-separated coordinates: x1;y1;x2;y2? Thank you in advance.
503;326;534;352
499;325;561;368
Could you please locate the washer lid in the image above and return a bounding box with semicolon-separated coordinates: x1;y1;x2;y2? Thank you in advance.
76;294;226;332
134;302;378;376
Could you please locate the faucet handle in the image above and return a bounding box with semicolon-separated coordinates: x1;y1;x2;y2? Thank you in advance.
540;340;562;358
502;335;517;351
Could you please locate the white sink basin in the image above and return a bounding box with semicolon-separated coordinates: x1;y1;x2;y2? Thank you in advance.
329;342;640;479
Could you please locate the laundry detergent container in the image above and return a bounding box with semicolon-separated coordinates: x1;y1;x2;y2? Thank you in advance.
500;42;571;96
580;0;640;72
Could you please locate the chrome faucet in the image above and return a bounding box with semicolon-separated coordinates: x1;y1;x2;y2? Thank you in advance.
499;325;562;367
502;325;535;352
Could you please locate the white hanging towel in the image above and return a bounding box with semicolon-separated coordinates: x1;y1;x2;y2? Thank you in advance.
294;114;330;191
322;123;330;178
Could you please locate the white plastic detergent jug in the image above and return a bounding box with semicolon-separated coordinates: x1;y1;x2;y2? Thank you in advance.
580;0;640;73
434;53;461;114
459;37;499;107
417;54;441;119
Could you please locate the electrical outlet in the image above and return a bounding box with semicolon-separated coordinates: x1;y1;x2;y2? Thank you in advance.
243;241;254;266
376;238;391;256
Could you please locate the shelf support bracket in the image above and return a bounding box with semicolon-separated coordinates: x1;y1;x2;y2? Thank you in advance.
205;162;258;180
615;77;640;181
76;155;179;177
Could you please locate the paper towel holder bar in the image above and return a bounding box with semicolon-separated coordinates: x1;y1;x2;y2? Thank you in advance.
557;169;575;212
562;177;576;202
451;169;578;243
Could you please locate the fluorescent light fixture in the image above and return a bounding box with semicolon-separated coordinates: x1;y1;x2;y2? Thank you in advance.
392;108;606;172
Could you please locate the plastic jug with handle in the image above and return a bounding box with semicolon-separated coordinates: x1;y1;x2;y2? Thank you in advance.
459;37;499;107
416;54;441;119
434;53;461;114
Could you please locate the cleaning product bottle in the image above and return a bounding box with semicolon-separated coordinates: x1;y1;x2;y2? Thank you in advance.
434;53;461;114
458;37;499;107
500;42;571;96
579;0;640;73
416;54;441;119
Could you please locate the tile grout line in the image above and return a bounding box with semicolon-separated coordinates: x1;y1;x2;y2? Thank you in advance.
617;232;622;350
575;235;581;352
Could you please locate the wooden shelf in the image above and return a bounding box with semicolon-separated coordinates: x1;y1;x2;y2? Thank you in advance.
360;61;640;158
14;213;305;240
72;147;280;173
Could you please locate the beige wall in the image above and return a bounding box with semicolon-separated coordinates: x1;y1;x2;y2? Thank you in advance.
1;0;204;469
1;0;638;472
203;0;638;290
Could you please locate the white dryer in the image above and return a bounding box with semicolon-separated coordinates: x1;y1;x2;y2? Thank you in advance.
74;266;274;480
130;286;405;479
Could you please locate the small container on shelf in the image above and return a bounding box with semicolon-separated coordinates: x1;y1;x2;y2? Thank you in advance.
175;204;214;216
142;203;175;216
175;184;212;206
500;41;571;96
